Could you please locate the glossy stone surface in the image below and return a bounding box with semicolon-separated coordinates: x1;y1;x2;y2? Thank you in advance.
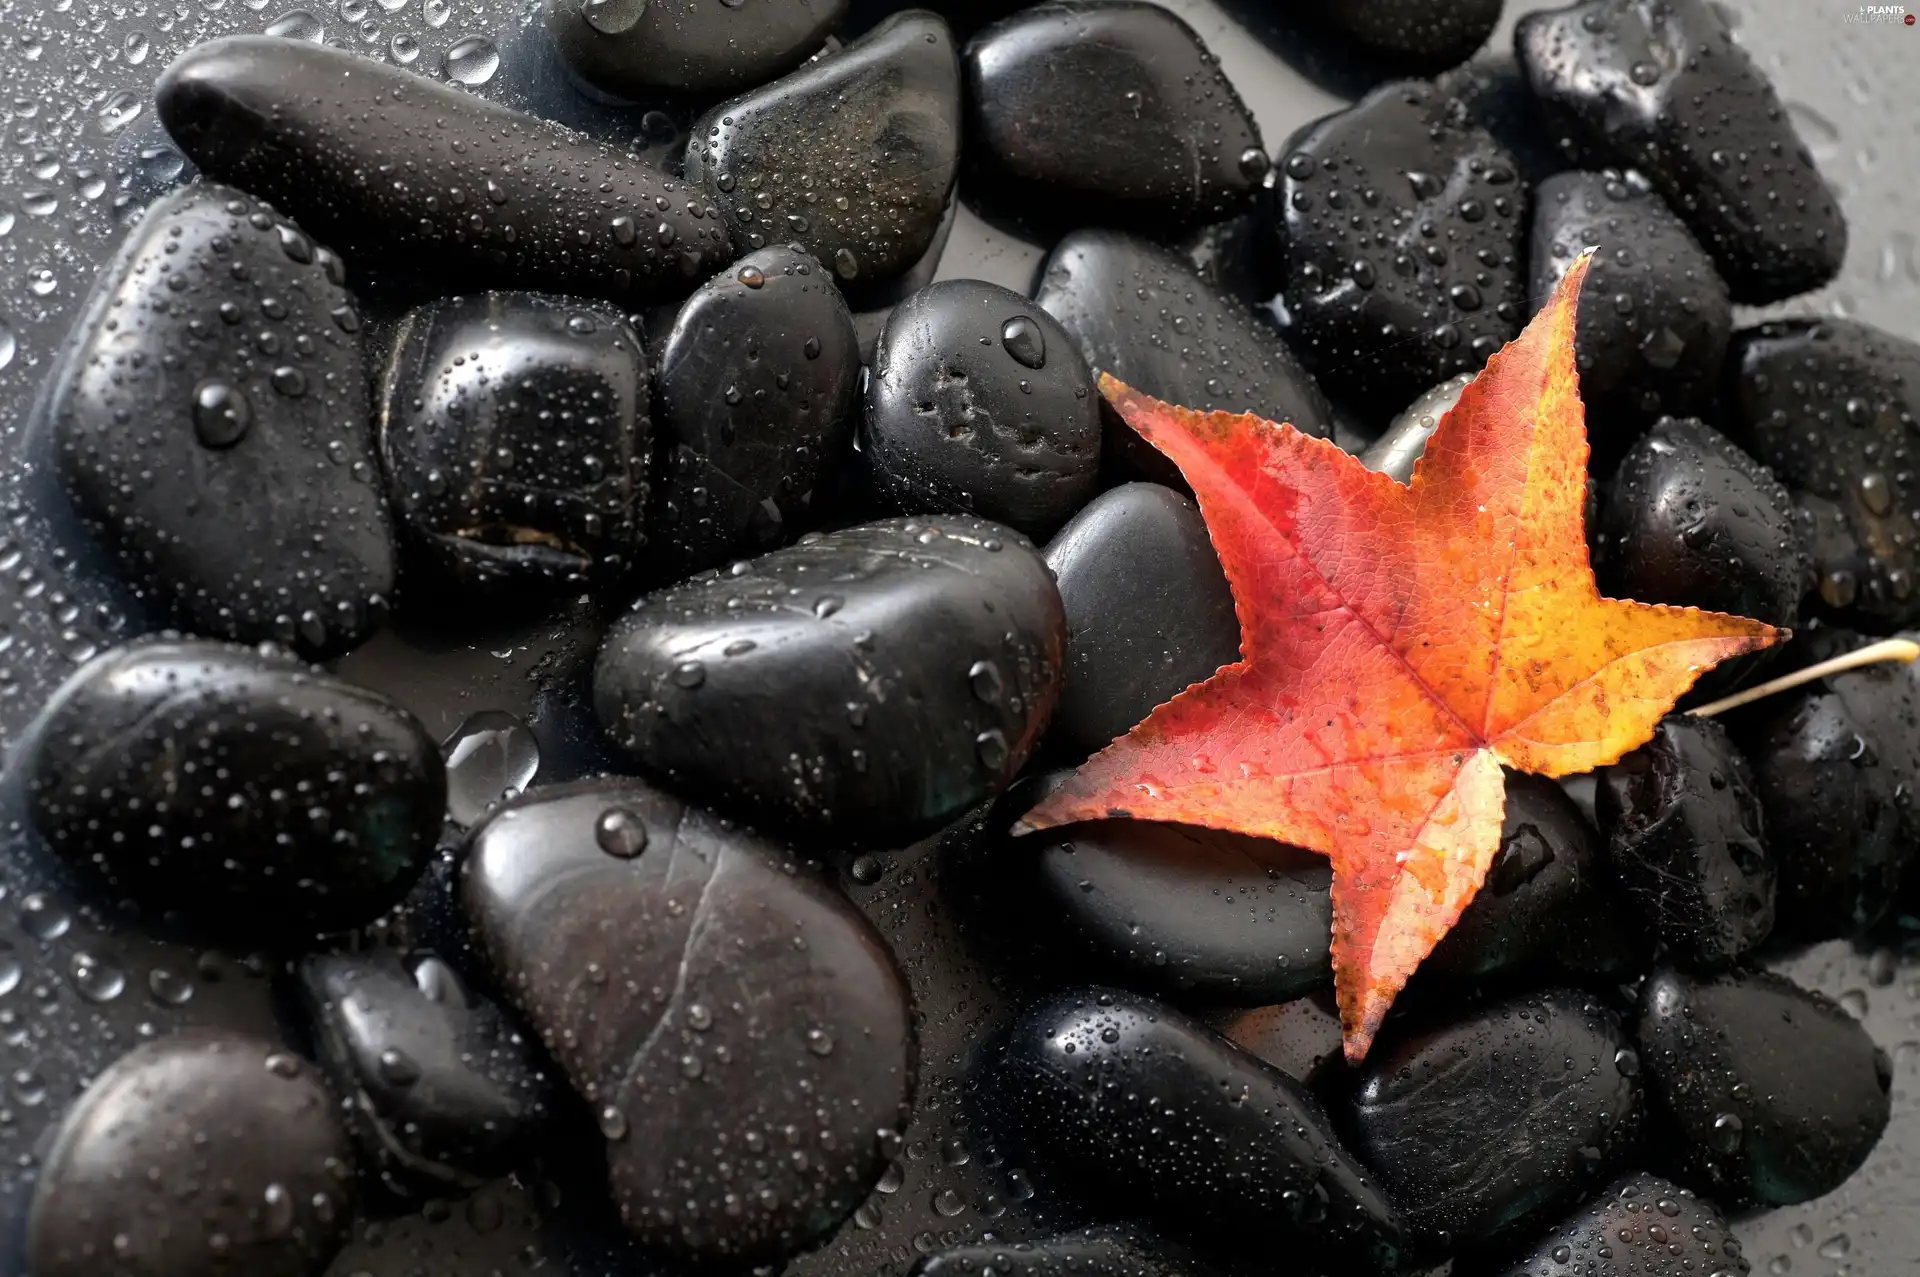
1498;1173;1750;1277
43;182;392;658
157;37;733;303
1318;0;1505;70
549;0;849;96
462;776;914;1263
915;1227;1212;1277
379;293;650;594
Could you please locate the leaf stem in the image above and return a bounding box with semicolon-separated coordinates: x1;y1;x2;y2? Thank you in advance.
1687;638;1920;718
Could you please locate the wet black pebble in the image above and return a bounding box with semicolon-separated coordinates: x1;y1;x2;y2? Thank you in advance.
865;280;1100;538
654;245;860;575
299;949;552;1197
1215;991;1346;1092
1595;716;1774;968
684;12;961;286
549;0;848;95
1034;228;1332;484
1347;988;1643;1249
595;516;1063;843
1318;0;1504;70
27;1030;355;1277
1032;818;1332;1003
916;1226;1211;1277
157;36;732;302
1274;79;1525;416
29;639;444;940
462;776;913;1263
1043;483;1241;753
1498;1172;1750;1277
1517;0;1846;304
1530;171;1732;442
1360;372;1475;483
1638;967;1891;1206
1745;637;1920;940
1594;417;1804;653
986;988;1407;1271
963;3;1266;225
1421;773;1640;988
44;182;392;658
1724;320;1920;625
378;293;650;595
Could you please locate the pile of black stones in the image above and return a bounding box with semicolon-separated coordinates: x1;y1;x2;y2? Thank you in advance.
3;1;1914;1275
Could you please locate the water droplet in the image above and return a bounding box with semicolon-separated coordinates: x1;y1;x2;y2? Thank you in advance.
264;9;325;39
931;1189;965;1217
270;366;307;397
968;659;1004;704
814;596;843;618
875;1160;904;1193
1613;1047;1639;1077
99;90;144;135
1629;60;1662;85
1710;1111;1744;1152
192;381;252;448
672;660;707;689
444;35;499;85
423;0;450;26
595;807;649;858
147;965;194;1006
20;893;70;941
806;1026;834;1056
390;32;420;63
834;248;860;279
441;709;540;825
737;264;766;288
1000;316;1046;369
1840;987;1870;1018
975;729;1009;771
687;1002;713;1031
262;1183;295;1237
0;943;21;998
1859;471;1893;517
70;952;127;1003
849;854;883;885
410;955;464;1007
1237;147;1271;181
598;1104;630;1140
377;1047;420;1086
581;0;647;34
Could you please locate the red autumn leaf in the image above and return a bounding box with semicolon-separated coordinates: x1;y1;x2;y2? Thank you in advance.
1021;253;1781;1061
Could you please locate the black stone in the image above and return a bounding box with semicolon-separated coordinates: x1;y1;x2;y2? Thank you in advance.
865;280;1101;538
548;0;849;95
1034;228;1333;486
1317;0;1502;70
1273;79;1526;416
1595;717;1774;968
1434;52;1571;189
28;639;444;941
684;12;961;286
157;36;733;304
1032;819;1332;1004
1043;483;1241;754
27;1031;355;1277
915;1226;1212;1277
654;246;860;576
1638;967;1892;1206
1421;772;1641;988
42;182;392;658
1723;320;1920;626
1530;171;1732;444
1214;991;1346;1092
963;3;1265;225
594;517;1063;844
1498;1172;1751;1277
1347;988;1643;1249
1516;0;1846;304
378;293;650;595
985;988;1407;1272
298;950;554;1197
1359;372;1475;483
461;776;914;1263
1745;639;1920;940
1594;418;1804;659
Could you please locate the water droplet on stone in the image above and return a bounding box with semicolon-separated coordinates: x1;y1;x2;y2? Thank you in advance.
443;34;499;85
20;893;70;942
968;659;1004;704
806;1026;834;1056
1000;316;1046;369
192;381;252;448
147;965;194;1006
70;951;126;1002
264;10;325;40
442;709;540;825
598;1104;630;1140
849;854;883;885
1711;1111;1744;1152
672;660;707;688
581;0;647;34
595;807;649;858
975;729;1009;770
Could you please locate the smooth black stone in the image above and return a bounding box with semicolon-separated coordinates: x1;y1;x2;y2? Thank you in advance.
865;280;1101;537
43;182;392;658
1347;988;1643;1249
594;516;1064;844
1498;1173;1750;1277
1421;772;1641;988
1274;78;1525;417
29;639;444;941
1596;717;1774;968
963;3;1265;224
654;246;861;575
1723;320;1920;626
1043;483;1241;754
985;988;1407;1271
1318;0;1503;70
1433;52;1571;189
1034;228;1333;486
1033;819;1332;1004
378;293;650;595
157;37;733;303
1179;209;1279;310
1745;638;1920;940
1638;967;1892;1206
1530;171;1732;442
1516;0;1846;304
1359;373;1475;483
299;950;553;1197
1594;418;1803;651
1215;990;1346;1092
915;1226;1211;1277
684;12;961;286
549;0;849;95
461;776;913;1263
27;1031;355;1277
